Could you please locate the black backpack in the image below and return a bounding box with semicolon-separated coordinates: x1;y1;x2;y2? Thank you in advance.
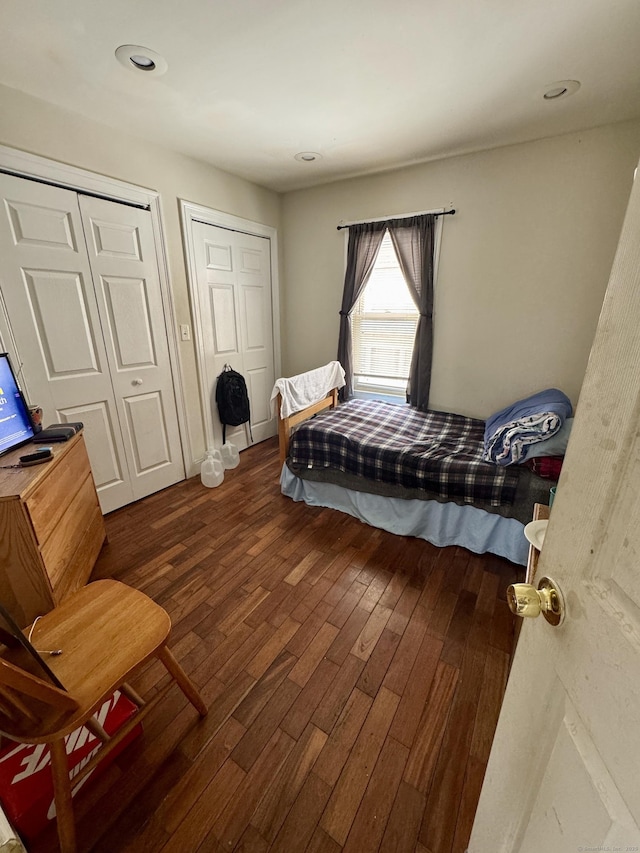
215;365;252;444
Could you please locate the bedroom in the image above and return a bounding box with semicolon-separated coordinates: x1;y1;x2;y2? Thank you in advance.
0;0;639;851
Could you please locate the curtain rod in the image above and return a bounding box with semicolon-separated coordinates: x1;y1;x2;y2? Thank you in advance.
336;208;455;231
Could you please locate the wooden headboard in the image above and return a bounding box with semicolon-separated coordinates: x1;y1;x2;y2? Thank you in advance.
277;388;339;465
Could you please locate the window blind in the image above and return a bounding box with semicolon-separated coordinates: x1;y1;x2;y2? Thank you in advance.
352;231;419;383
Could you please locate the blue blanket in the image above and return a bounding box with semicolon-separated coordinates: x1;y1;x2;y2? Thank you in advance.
483;388;573;465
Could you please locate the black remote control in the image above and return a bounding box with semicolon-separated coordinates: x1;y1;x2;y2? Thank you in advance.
19;449;53;467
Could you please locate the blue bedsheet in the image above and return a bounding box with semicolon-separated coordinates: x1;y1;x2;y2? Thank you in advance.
483;388;572;465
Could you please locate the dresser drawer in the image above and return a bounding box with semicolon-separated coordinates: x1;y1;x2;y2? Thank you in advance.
25;439;90;546
52;511;106;603
40;474;102;588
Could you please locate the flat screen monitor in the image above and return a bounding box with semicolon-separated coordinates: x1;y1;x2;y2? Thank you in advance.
0;352;35;457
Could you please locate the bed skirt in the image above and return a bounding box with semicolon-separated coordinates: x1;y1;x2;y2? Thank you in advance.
280;464;528;566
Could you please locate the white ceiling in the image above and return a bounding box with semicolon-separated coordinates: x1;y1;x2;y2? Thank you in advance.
2;0;640;192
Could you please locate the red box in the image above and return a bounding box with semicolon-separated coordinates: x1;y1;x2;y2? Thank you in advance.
0;690;141;843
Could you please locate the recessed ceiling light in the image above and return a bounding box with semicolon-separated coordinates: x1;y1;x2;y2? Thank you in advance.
130;55;156;71
115;44;168;76
542;80;581;101
294;152;322;163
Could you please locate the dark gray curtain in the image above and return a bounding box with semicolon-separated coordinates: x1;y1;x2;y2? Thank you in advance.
388;215;436;410
336;221;387;400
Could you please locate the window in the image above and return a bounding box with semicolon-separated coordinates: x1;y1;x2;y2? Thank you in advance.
352;230;418;399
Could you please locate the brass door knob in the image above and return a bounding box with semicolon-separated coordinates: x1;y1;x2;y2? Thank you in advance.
507;576;565;627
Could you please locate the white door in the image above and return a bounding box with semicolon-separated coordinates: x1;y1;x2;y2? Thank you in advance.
469;169;640;850
191;221;276;450
79;195;184;505
0;173;184;513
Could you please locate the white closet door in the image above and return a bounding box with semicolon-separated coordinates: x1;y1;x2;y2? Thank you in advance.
79;196;184;503
0;173;133;512
0;173;184;513
192;221;276;449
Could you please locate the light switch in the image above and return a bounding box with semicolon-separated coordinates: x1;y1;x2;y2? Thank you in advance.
180;324;191;342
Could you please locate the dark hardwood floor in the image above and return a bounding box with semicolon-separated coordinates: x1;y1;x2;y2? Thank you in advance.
32;437;519;853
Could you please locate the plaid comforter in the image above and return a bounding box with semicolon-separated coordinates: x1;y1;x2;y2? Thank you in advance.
289;399;520;506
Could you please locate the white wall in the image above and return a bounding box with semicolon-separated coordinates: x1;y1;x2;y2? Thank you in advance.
281;121;640;418
0;83;281;467
2;81;639;449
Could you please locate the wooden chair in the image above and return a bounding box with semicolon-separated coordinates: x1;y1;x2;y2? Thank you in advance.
0;579;207;853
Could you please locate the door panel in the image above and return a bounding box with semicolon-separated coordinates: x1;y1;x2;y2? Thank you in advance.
79;195;184;502
210;285;239;354
243;286;267;350
238;247;262;273
236;241;273;439
246;366;271;430
101;276;156;369
519;695;635;853
470;164;640;850
192;221;276;450
0;173;132;512
58;401;126;493
5;199;77;249
23;269;101;376
88;218;142;259
123;391;171;472
206;242;232;270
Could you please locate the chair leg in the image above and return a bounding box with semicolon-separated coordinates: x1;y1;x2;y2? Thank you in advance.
86;716;110;743
50;738;76;853
157;645;207;716
121;681;145;707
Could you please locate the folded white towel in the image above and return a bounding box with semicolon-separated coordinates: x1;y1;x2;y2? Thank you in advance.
270;362;346;418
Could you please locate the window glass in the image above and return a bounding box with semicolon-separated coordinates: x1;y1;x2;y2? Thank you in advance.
352;230;418;397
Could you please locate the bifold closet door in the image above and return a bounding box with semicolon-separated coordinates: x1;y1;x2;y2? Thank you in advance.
0;172;184;513
191;220;277;449
78;195;184;507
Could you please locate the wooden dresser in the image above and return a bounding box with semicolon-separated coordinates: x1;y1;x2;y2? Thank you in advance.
0;434;106;627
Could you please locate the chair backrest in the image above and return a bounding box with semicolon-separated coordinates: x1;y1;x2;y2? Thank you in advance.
0;657;79;741
0;603;79;742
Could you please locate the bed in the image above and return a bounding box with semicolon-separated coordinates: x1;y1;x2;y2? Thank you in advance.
273;368;567;567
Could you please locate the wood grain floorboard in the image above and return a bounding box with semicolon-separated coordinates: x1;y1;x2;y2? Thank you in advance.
29;437;519;853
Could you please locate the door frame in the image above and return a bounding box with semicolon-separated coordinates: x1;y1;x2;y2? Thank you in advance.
180;200;282;453
0;143;193;480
